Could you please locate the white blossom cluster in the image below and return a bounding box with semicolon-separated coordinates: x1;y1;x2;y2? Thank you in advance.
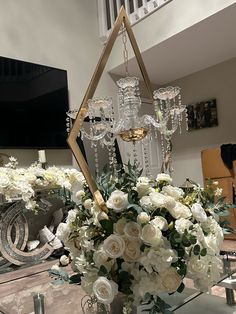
56;173;224;309
0;159;85;211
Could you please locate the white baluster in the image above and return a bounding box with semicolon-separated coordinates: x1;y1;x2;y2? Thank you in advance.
142;0;149;14
109;0;115;25
133;0;140;20
116;0;121;12
124;0;130;15
153;0;158;8
97;0;108;42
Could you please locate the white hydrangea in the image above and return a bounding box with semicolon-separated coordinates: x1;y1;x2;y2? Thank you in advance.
175;218;193;234
140;247;178;274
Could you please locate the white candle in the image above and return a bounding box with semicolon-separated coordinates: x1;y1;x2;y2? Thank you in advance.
38;150;46;163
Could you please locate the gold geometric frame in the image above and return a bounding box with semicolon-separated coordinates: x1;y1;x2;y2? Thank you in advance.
67;6;153;211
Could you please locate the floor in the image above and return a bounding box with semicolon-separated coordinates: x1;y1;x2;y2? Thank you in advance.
0;240;235;314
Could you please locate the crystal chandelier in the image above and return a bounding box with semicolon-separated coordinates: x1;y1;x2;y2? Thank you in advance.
66;78;187;175
66;22;188;177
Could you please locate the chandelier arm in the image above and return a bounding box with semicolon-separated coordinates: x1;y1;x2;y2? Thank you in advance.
142;115;164;130
80;128;108;141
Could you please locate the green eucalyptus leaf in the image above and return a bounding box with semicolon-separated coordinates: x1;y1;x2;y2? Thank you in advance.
100;219;114;235
200;248;207;256
193;244;201;255
52;278;65;285
177;282;185;293
69;274;81;284
98;265;108;276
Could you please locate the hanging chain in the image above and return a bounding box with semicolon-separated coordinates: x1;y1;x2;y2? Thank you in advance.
122;22;129;77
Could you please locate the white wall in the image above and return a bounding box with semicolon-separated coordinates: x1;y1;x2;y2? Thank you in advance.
170;58;236;186
107;0;235;71
0;0;117;167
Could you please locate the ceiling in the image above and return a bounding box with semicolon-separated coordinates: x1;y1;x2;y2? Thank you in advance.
109;3;236;85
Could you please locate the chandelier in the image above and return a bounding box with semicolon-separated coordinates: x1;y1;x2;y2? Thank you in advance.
67;7;187;209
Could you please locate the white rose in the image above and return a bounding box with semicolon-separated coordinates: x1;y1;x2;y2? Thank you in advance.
140;196;152;209
136;177;152;197
114;217;127;235
162;185;184;200
156;173;172;183
168;202;191;219
175;218;193;234
60;255;70;266
151;216;168;231
191;223;205;242
164;196;177;210
84;198;93;210
97;211;109;221
123;237;141;262
76;190;85;201
201;216;221;235
149;192;176;210
187;255;209;278
203;232;223;255
106;190;128;212
56;223;70;242
191;203;207;222
124;221;141;238
137;212;150;224
161;267;182;293
103;234;125;258
66;209;77;225
93;277;118;304
141;223;162;247
93;249;108;266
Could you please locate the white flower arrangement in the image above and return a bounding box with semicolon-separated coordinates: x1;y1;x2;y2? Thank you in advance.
51;164;233;313
0;157;84;211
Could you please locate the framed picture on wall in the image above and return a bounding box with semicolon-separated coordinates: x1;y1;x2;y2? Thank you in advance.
187;98;218;131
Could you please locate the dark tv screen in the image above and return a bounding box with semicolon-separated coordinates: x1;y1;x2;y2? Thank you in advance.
0;56;69;149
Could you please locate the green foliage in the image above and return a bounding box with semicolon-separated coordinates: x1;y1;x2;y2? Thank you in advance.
98;265;109;276
69;274;82;285
193;244;201;255
48;269;70;285
177;282;185;293
118;271;134;296
142;296;174;314
99;219;114;236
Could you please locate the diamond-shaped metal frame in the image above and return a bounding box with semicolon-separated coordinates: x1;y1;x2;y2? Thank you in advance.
67;6;153;211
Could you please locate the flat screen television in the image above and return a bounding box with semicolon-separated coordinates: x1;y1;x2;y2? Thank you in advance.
0;56;69;149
